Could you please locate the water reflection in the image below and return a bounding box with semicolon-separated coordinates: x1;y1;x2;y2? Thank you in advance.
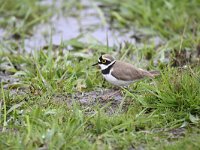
24;0;136;51
0;0;162;52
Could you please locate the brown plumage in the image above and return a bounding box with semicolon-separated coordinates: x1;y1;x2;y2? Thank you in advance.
102;54;115;61
111;61;155;81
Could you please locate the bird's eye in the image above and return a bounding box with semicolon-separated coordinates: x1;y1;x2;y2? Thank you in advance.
102;59;106;63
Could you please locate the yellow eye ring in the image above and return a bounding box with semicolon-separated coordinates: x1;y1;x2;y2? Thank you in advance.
102;59;106;63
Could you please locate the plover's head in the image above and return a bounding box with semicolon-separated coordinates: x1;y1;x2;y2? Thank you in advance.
92;54;115;70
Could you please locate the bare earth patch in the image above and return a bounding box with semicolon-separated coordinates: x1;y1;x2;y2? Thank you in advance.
51;88;135;115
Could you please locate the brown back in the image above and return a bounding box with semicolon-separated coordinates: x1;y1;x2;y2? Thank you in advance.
111;61;154;81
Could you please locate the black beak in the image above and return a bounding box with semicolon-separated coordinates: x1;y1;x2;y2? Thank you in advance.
92;62;98;66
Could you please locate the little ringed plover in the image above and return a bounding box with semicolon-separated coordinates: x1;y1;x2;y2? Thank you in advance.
92;54;159;86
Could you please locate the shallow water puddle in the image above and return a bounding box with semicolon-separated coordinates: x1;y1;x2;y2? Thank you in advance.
0;0;166;53
0;0;139;52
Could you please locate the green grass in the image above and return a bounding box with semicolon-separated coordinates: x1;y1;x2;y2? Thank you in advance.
0;0;53;35
97;0;200;49
1;45;200;149
0;0;200;149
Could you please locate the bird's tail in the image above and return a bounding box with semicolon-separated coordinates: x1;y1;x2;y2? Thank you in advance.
149;70;160;77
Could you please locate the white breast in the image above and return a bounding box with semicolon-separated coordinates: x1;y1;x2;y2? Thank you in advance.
102;69;133;86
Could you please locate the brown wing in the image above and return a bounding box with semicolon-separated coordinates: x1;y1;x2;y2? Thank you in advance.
111;61;153;81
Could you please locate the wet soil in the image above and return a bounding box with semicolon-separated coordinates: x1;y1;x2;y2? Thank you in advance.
52;88;128;114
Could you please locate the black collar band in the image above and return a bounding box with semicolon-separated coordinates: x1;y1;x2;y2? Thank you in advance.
101;61;116;75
